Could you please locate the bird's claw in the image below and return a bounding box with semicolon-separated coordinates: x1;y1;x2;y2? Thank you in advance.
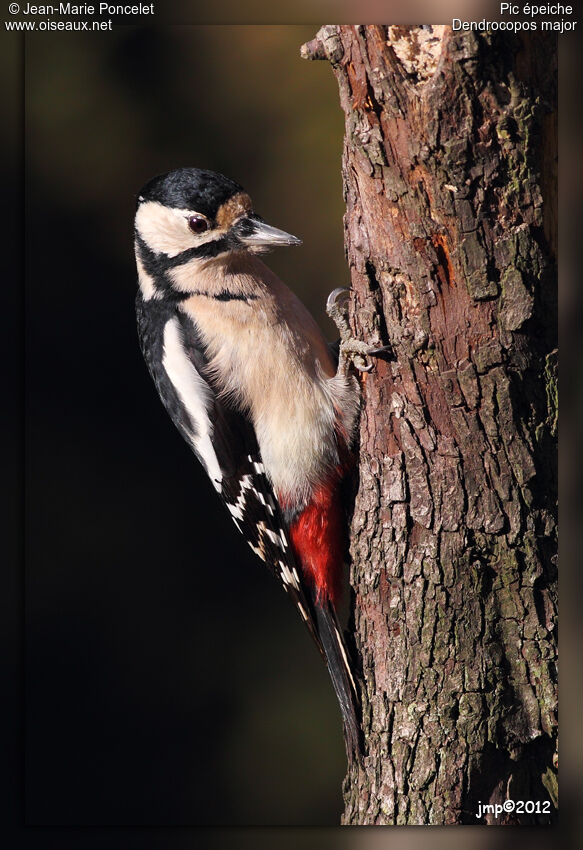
326;287;350;310
326;288;351;339
326;288;389;375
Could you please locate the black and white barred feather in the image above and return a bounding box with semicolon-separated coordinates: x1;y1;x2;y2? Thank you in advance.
138;294;325;649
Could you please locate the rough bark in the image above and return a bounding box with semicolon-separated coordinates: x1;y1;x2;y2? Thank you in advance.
302;25;557;825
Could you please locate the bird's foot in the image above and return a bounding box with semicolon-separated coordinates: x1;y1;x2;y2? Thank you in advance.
326;288;391;375
339;338;374;374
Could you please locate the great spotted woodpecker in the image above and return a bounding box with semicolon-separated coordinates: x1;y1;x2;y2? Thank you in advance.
134;168;377;757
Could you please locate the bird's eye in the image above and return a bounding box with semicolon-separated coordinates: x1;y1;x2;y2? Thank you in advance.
188;215;209;234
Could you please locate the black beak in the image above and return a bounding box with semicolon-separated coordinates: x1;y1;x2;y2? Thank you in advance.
235;215;302;249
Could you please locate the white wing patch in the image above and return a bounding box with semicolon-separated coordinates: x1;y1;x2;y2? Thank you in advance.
162;318;223;490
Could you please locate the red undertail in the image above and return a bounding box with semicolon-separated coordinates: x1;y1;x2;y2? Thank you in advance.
288;476;345;606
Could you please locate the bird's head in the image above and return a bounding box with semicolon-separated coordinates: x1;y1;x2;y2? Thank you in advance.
134;168;301;293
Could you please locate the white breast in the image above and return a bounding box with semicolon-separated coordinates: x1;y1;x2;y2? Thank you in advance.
177;259;347;506
213;311;337;505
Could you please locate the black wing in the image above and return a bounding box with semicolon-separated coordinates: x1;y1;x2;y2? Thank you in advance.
137;294;361;755
137;293;323;649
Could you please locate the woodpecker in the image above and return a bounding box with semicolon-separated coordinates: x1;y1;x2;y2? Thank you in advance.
134;168;375;757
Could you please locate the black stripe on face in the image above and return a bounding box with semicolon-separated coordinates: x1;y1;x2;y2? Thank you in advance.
135;231;232;269
165;235;232;267
135;233;237;299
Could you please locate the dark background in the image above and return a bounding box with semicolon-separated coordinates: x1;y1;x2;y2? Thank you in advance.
3;8;580;846
20;25;349;826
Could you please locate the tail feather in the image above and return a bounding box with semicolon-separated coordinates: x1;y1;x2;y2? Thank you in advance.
313;600;362;759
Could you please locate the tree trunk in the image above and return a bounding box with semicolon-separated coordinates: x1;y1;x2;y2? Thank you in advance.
302;25;557;826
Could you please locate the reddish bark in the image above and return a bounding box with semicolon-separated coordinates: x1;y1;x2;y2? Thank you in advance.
303;25;557;825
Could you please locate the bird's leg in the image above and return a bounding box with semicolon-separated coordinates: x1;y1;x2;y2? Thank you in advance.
326;288;390;376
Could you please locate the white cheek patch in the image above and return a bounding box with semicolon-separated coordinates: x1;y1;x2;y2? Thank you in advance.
162;318;223;489
135;200;227;258
135;201;195;257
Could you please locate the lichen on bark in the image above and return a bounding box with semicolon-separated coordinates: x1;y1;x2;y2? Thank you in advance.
302;24;557;825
